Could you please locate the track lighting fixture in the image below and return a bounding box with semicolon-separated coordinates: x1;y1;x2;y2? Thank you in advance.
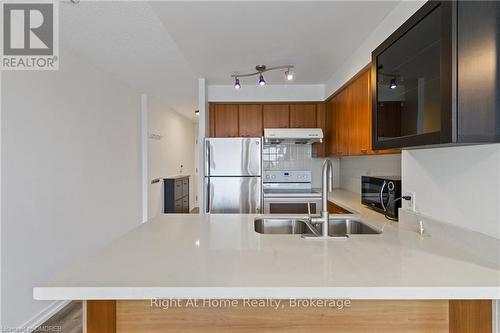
195;110;199;116
258;74;266;86
389;78;397;89
231;65;294;89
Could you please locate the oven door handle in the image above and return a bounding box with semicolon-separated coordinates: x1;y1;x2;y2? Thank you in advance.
379;181;388;212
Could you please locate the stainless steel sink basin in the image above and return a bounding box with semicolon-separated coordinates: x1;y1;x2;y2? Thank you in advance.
254;218;309;235
254;218;381;235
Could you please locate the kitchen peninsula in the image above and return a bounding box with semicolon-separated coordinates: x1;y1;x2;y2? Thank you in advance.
34;190;500;332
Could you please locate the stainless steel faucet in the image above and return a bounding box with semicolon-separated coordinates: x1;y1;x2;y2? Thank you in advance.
305;159;334;238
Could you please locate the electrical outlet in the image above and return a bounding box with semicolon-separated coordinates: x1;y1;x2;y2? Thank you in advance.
404;191;416;211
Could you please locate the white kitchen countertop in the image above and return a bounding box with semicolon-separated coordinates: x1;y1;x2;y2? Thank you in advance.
34;190;500;300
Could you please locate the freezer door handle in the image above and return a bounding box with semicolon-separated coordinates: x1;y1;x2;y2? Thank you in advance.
204;139;210;177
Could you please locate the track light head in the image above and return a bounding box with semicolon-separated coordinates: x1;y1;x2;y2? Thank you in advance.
259;74;266;86
234;78;241;89
285;69;294;81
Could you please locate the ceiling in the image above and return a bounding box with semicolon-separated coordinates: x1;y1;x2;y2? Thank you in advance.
60;1;401;121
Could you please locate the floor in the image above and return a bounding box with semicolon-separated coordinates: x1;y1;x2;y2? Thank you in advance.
35;301;82;333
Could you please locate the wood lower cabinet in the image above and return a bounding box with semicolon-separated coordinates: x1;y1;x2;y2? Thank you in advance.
263;104;290;128
327;201;352;214
85;299;493;333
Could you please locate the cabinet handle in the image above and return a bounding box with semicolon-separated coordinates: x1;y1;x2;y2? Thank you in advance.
361;149;367;154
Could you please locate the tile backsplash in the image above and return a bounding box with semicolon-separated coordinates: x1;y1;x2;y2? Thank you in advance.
263;144;313;171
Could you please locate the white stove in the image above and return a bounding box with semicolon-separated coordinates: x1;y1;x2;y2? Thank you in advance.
262;170;322;214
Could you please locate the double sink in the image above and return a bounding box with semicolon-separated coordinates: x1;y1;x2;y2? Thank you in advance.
254;218;381;236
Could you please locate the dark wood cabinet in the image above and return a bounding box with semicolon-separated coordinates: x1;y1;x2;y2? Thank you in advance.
263;104;290;128
290;104;317;128
371;1;500;149
164;176;189;213
212;104;239;137
457;1;500;143
238;104;263;137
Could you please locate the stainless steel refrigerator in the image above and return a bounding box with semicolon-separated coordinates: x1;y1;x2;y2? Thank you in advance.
204;137;262;213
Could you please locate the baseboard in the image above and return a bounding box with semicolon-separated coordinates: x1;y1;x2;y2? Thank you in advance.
21;300;70;332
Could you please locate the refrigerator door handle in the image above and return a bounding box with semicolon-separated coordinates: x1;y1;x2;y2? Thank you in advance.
204;139;210;177
205;178;211;213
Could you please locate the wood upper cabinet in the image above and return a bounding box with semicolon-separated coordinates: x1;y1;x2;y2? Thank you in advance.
212;104;239;137
290;104;317;128
238;104;263;137
209;104;215;137
312;103;327;157
325;68;400;157
349;70;372;155
263;104;290;128
333;88;350;157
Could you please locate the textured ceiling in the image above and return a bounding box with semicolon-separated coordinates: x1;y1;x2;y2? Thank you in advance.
59;1;401;121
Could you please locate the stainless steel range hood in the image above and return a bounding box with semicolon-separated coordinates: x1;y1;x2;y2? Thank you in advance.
264;128;323;144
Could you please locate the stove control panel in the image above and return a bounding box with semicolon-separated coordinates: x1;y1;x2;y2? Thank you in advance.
263;170;312;183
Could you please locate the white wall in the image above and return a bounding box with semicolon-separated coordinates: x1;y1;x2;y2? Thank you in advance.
148;96;196;218
312;158;341;189
402;145;500;239
208;84;324;102
324;0;426;98
1;48;141;328
340;154;402;194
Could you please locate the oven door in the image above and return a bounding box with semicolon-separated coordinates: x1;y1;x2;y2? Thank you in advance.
263;196;322;214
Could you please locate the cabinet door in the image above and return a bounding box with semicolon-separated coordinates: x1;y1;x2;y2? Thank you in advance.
174;180;183;199
312;103;327;157
208;104;215;137
263;104;290;128
174;199;183;213
458;1;500;142
213;104;239;137
337;88;350;157
349;70;372;155
182;178;189;197
182;196;189;213
290;104;317;128
238;104;263;137
328;97;338;156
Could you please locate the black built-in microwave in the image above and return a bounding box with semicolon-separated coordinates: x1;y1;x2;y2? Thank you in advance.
361;176;401;219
